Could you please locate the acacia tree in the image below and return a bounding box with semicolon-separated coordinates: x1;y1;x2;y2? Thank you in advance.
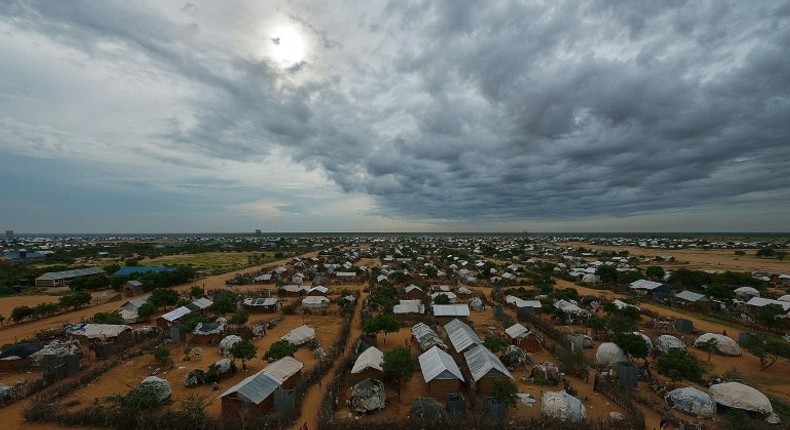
264;340;297;362
150;288;179;310
645;266;666;281
230;340;257;369
613;332;649;362
754;304;787;331
489;377;518;408
702;338;718;363
363;313;399;344
383;346;415;399
137;303;157;321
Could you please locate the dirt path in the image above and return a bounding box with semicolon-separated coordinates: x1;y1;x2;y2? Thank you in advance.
290;284;367;430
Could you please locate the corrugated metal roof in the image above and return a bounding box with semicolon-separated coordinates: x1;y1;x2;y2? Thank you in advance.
505;323;529;339
161;306;192;322
38;267;105;281
394;299;425;314
405;285;422;293
745;297;790;311
281;325;315;345
629;279;667;290
463;345;512;382
676;291;707;302
220;371;281;404
191;297;214;309
66;323;131;339
433;304;470;317
262;356;303;383
445;319;482;353
122;296;150;310
282;285;307;293
244;297;277;307
351;346;384;374
418;345;464;383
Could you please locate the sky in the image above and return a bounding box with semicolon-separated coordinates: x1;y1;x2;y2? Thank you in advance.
1;1;789;234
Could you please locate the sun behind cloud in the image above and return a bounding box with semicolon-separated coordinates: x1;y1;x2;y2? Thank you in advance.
267;25;307;68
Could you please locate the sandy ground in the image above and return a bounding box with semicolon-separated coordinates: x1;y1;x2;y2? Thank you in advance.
564;242;790;273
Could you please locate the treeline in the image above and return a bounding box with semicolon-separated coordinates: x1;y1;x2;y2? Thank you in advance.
7;290;92;323
667;268;761;299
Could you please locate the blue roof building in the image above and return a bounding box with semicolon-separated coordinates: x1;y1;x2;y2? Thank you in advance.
114;266;176;276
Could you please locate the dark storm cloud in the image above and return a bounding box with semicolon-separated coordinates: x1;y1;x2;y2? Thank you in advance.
1;0;789;227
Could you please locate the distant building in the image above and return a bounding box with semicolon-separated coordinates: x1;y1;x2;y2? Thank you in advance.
255;229;262;236
5;230;12;240
114;266;176;277
122;280;145;297
35;267;106;287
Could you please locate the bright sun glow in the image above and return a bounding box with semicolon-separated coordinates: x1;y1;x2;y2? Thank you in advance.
269;26;306;67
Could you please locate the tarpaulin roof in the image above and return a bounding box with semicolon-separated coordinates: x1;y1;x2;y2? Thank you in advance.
694;333;741;356
262;356;303;383
656;335;686;353
0;342;42;359
709;382;772;414
505;323;529;339
352;346;384;374
595;342;628;366
351;378;386;413
541;391;586;422
418;346;464;383
665;387;717;418
281;325;315;346
66;323;131;339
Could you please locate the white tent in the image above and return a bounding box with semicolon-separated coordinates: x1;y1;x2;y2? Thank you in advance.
733;286;760;298
693;333;741;356
595;342;628;366
139;376;171;401
656;335;686;353
541;391;586;422
665;387;717;418
282;325;316;346
709;382;772;414
219;335;242;357
777;294;790;302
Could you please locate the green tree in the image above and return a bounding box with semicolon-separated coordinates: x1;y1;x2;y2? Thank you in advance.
228;310;249;327
754;304;787;331
383;346;415;399
93;311;125;324
613;332;649;361
433;293;451;305
263;340;297;362
11;305;32;323
137;303;157;321
606;315;637;333
596;265;619;285
152;345;172;366
176;393;212;428
230;340;257;367
190;286;205;298
656;349;704;382
59;290;92;310
756;248;776;258
211;292;237;314
742;335;790;371
489;377;518;408
586;316;606;331
483;336;507;354
363;313;400;344
645;266;666;281
150;288;180;310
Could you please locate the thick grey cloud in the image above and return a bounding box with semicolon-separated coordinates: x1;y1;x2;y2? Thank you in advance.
1;0;789;232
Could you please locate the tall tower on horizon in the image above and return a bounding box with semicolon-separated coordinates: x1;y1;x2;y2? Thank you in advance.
5;230;12;240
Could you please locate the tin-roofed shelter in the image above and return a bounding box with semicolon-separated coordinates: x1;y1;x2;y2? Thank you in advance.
243;297;278;313
157;306;192;328
35;267;105;287
444;319;482;354
412;323;447;351
189;297;214;311
463;345;512;394
220;357;303;421
505;323;541;352
122;280;145;297
418;346;464;400
281;325;315;346
433;304;470;324
262;356;303;388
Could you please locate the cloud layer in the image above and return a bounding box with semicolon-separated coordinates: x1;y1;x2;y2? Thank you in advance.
1;1;789;232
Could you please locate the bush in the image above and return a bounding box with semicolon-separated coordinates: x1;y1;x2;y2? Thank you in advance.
93;312;124;325
656;350;704;382
264;340;297;362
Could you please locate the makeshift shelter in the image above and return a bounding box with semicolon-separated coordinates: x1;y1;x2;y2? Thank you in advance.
281;325;315;346
665;387;717;418
541;391;586;422
501;344;528;367
262;356;303;388
393;299;426;323
351;378;386;413
0;342;43;371
656;335;686;353
351;346;384;384
505;323;540;352
418;346;464;399
185;369;206;387
694;333;741;356
157;306;192;328
733;287;760;300
433;304;470;324
409;397;446;419
190;319;227;344
468;297;484;311
220;371;281;418
595;342;628;366
211;358;237;380
709;382;773;414
531;362;561;385
139;376;171;401
412;323;447;351
220;335;243;357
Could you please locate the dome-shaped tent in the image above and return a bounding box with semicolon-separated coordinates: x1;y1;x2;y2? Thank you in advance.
351;378;386;413
777;294;790;302
709;382;772;414
665;387;716;418
139;376;171;401
541;391;586;422
693;333;740;356
219;335;242;357
733;287;759;298
595;342;628;366
656;335;686;353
